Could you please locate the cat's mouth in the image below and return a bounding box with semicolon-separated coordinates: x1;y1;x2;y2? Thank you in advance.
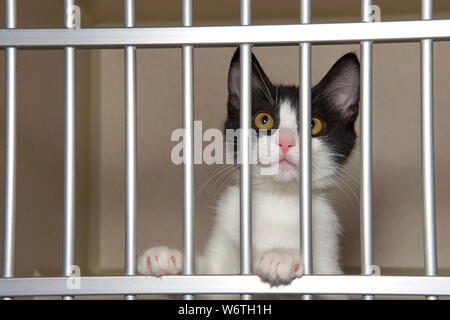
258;157;298;173
278;158;297;171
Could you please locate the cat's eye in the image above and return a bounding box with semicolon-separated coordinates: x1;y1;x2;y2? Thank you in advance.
311;117;324;136
254;112;275;130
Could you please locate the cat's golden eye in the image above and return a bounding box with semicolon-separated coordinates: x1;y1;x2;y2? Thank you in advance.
254;112;275;130
311;117;324;136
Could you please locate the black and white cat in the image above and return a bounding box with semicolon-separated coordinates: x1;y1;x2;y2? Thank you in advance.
137;49;360;288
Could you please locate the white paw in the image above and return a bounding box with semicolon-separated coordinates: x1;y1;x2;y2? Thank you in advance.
137;246;182;276
255;250;304;286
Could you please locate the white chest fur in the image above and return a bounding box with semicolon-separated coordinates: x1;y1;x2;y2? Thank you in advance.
213;184;342;274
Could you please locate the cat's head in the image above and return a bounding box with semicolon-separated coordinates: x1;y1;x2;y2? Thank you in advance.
225;49;360;188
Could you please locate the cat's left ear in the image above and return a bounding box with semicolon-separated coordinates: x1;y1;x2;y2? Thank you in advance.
314;53;360;121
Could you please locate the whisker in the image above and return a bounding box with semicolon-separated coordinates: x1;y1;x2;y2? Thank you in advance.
336;165;360;188
312;84;353;105
254;81;275;105
275;85;279;105
213;168;239;203
253;60;275;105
332;175;360;207
195;165;238;199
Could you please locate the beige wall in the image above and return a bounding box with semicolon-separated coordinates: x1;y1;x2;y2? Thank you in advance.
0;49;92;276
0;1;92;277
1;1;450;280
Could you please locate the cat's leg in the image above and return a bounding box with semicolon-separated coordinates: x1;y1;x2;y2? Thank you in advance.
310;201;347;299
196;234;240;275
195;234;241;300
313;256;347;300
137;246;182;276
254;248;304;286
313;247;348;300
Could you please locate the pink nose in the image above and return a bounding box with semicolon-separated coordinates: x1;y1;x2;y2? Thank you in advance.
278;130;296;155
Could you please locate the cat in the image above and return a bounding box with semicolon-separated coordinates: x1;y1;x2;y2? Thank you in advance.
137;49;360;297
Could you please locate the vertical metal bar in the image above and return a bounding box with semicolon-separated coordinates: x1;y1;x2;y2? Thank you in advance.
421;0;438;301
124;0;137;301
240;0;252;301
182;0;195;301
360;0;374;300
2;0;17;301
299;0;313;301
63;0;76;301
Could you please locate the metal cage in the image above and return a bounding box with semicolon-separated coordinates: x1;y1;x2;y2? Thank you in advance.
0;0;448;299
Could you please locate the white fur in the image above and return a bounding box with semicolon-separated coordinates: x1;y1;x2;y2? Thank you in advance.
197;184;342;276
138;100;345;298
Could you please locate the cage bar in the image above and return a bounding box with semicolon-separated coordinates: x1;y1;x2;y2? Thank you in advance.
62;0;77;301
240;0;252;301
0;0;449;301
2;275;450;297
124;0;137;301
182;0;195;301
2;20;450;48
299;0;313;301
421;0;438;301
360;0;374;300
2;0;17;300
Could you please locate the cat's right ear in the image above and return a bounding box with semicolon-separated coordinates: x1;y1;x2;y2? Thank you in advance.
227;48;272;109
227;49;242;100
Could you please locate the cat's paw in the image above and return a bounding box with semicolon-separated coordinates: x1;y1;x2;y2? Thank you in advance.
255;250;304;286
137;246;182;276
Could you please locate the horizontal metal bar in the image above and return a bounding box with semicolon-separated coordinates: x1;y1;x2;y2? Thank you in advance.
0;275;449;297
2;20;450;48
